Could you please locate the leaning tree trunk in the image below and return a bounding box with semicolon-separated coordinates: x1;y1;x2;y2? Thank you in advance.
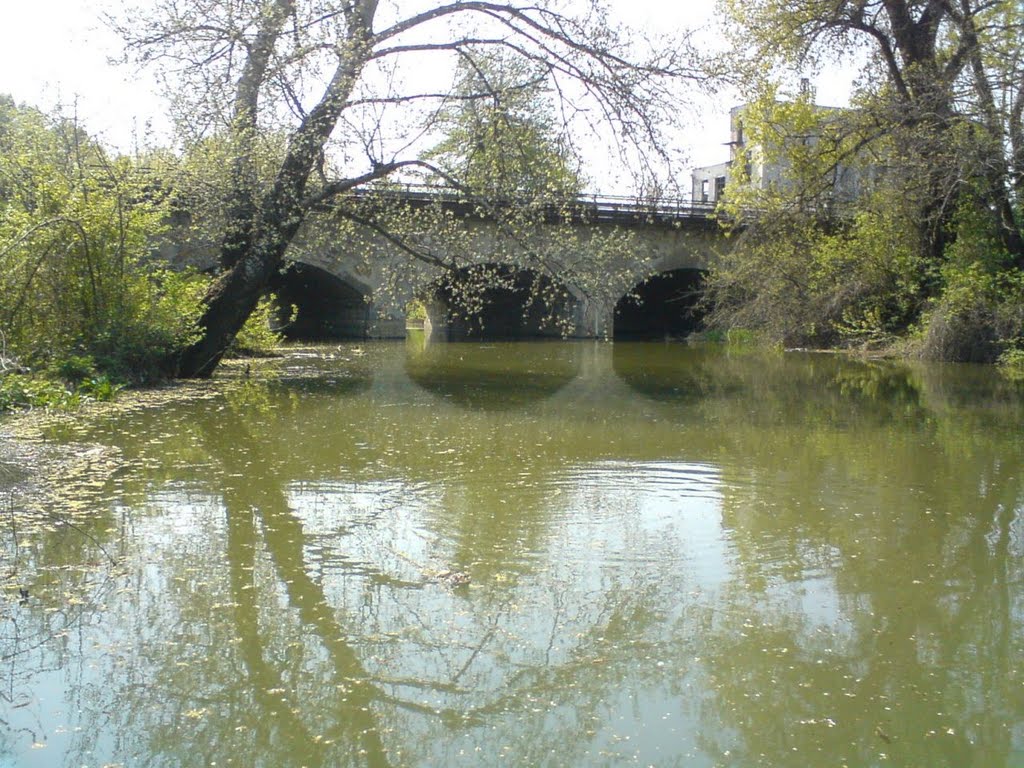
175;34;370;378
175;221;294;378
176;162;313;379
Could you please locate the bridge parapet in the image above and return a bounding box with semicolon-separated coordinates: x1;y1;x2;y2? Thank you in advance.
337;184;722;230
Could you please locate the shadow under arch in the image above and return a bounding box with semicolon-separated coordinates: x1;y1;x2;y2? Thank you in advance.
404;339;582;411
272;262;370;340
614;268;706;340
425;264;579;341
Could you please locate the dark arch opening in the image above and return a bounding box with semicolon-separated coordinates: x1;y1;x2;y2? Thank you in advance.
430;265;578;341
271;263;369;340
613;268;706;340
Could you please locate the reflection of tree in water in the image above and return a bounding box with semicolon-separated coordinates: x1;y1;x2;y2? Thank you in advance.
612;343;941;432
30;394;710;767
608;349;1024;765
197;407;706;766
694;411;1024;766
0;441;131;762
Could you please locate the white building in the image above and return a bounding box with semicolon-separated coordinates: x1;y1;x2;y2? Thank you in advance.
691;97;866;209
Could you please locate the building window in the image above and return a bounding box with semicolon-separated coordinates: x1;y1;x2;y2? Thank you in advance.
700;179;709;202
714;176;726;200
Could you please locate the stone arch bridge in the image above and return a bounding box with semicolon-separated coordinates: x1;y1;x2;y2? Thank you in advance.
158;187;730;341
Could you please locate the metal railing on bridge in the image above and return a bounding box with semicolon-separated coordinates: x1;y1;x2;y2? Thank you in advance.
340;183;722;230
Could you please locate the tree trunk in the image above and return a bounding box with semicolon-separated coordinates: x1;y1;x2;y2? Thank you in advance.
176;228;289;378
176;27;370;378
177;171;309;378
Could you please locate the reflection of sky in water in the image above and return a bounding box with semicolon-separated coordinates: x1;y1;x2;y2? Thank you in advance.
3;492;230;768
555;460;730;585
283;460;734;600
288;480;438;583
286;461;729;579
268;463;724;758
7;331;1023;768
276;461;740;765
4;456;853;768
281;460;848;658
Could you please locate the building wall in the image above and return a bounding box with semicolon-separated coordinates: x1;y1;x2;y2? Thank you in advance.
691;101;870;209
690;161;730;205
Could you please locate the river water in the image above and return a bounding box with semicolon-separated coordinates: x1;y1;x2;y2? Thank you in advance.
2;339;1023;767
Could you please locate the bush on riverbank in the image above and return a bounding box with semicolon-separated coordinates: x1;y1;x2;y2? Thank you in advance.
705;217;1024;364
1000;349;1024;380
704;201;933;352
703;163;1023;364
227;295;288;357
0;98;296;398
0;97;209;387
0;368;123;411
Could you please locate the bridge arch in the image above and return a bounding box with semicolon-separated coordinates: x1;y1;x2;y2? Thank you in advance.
423;264;580;341
272;262;372;339
613;268;706;340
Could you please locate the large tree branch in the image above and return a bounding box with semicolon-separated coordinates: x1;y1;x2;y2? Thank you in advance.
842;14;911;98
233;0;296;130
298;159;460;208
221;0;297;269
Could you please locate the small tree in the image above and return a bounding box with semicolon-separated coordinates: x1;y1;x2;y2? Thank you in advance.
426;49;583;200
0;96;202;381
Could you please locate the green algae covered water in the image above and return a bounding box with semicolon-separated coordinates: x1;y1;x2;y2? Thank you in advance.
2;339;1023;767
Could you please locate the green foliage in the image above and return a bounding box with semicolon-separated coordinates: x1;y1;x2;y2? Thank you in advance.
706;91;933;348
227;295;287;357
998;348;1024;380
917;254;1024;363
0;96;205;384
51;355;98;385
405;300;427;322
725;329;760;347
141;131;289;259
0;374;62;411
707;188;939;350
77;374;125;402
704;0;1024;362
0;369;125;412
426;50;583;201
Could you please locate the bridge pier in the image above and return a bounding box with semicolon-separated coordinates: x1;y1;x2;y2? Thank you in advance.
573;295;615;339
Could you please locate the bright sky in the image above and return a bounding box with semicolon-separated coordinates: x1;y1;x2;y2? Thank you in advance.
0;1;856;188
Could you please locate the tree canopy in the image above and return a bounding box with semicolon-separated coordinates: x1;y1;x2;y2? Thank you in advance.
704;0;1024;362
425;49;583;199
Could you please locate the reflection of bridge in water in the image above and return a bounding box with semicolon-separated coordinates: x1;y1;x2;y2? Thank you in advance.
159;185;731;341
401;337;728;412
